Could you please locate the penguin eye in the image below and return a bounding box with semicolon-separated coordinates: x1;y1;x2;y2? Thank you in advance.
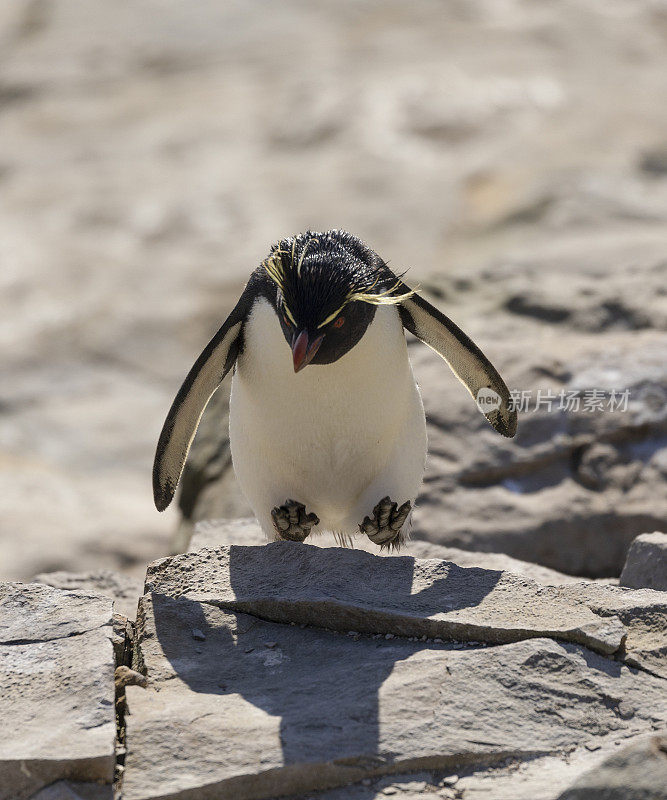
282;312;292;327
333;316;345;329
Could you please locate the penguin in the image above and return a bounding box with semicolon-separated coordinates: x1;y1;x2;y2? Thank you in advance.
153;229;517;550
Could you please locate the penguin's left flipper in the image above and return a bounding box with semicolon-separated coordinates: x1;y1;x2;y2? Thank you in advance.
271;500;320;542
152;283;255;512
399;291;518;438
360;497;412;551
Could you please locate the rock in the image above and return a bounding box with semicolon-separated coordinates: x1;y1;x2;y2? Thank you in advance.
282;749;634;799
112;612;135;670
144;544;667;671
115;665;148;690
0;581;113;642
620;532;667;591
29;782;112;800
557;736;667;799
123;548;667;800
188;518;580;585
188;518;266;550
33;569;144;620
555;581;667;678
0;583;116;800
410;333;667;578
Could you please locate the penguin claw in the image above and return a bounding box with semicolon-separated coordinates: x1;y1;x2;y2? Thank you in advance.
271;500;320;542
360;496;411;551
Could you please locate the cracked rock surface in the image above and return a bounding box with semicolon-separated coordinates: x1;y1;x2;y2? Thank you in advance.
188;518;597;586
144;544;666;675
121;543;667;800
0;583;116;800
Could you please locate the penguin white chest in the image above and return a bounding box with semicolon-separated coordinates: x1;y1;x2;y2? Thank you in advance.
229;299;426;531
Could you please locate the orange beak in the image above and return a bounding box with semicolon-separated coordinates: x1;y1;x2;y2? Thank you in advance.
292;330;324;373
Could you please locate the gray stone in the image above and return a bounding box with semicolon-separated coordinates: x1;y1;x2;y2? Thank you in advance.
620;533;667;592
29;782;113;800
112;612;134;670
282;749;620;799
0;583;116;800
0;582;113;645
122;587;666;800
557;736;667;799
409;335;667;578
188;518;582;585
33;569;144;620
555;581;667;678
144;544;667;670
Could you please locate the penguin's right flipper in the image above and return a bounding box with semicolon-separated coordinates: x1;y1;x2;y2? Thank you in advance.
398;291;517;438
152;284;253;512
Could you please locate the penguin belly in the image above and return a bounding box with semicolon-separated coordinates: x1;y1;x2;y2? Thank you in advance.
229;299;427;540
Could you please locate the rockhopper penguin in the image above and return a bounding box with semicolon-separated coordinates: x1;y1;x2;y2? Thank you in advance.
153;230;517;549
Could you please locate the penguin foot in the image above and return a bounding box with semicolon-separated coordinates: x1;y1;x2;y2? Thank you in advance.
271;500;320;542
359;496;411;551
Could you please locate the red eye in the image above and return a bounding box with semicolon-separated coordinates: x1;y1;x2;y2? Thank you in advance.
334;316;345;329
283;313;291;327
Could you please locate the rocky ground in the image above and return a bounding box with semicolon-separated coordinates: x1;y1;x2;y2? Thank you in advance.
2;1;667;798
4;524;666;799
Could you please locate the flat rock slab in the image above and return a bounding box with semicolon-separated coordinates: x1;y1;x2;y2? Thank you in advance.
123;592;666;800
33;569;144;620
620;532;667;592
188;518;579;585
144;544;667;672
0;583;116;800
282;744;647;800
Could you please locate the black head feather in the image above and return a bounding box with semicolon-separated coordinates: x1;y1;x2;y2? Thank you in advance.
261;229;405;365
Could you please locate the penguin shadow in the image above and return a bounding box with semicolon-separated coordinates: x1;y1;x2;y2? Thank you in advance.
150;543;502;772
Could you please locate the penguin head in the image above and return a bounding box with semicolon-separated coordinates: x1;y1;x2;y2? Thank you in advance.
263;230;409;371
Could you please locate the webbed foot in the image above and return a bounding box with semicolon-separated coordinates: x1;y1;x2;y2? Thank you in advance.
271;500;320;542
360;496;411;551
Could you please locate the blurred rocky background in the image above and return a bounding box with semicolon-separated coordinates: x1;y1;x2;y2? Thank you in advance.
1;0;666;585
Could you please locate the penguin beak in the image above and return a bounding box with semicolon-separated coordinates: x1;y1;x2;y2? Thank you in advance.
292;330;324;373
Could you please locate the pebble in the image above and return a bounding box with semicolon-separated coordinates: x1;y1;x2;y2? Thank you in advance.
385;633;395;640
191;628;206;641
264;642;277;649
244;647;254;654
